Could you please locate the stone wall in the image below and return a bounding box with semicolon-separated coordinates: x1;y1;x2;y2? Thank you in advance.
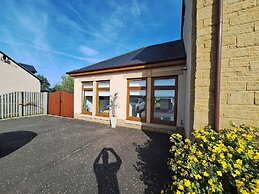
194;0;259;129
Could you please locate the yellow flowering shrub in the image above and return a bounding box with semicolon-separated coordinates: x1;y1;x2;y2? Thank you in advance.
163;125;259;194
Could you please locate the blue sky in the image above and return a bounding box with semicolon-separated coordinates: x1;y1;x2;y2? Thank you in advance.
1;0;182;86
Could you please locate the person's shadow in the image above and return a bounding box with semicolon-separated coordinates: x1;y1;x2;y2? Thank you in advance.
93;148;122;194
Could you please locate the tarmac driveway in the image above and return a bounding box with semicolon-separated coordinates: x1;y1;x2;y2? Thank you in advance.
0;116;171;194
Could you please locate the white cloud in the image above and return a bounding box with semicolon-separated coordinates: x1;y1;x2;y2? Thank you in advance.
78;45;98;56
131;0;141;17
0;40;100;63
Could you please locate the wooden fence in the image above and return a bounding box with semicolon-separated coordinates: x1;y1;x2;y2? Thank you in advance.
0;92;48;119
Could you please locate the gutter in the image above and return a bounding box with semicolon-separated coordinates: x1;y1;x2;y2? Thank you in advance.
215;0;223;132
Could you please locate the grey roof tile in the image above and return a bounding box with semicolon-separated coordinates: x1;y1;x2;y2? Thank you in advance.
19;63;37;74
67;39;186;74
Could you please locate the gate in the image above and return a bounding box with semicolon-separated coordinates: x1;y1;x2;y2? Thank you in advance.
48;91;74;118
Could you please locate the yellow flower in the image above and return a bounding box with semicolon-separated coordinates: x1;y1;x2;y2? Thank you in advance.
176;190;181;194
217;171;222;177
200;135;207;142
234;163;241;169
204;171;209;177
236;159;243;165
194;174;202;180
228;146;234;151
202;160;208;166
176;134;182;138
254;152;259;160
227;153;233;158
235;180;245;188
221;161;228;169
248;150;254;159
184;179;191;187
235;170;241;175
185;139;190;143
197;151;202;158
220;153;225;159
237;147;243;153
178;184;184;191
247;134;252;140
208;179;213;185
252;188;259;194
240;188;249;194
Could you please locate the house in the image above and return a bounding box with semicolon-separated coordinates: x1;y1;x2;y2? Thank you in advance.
0;51;41;95
182;0;259;136
68;0;259;136
67;40;187;133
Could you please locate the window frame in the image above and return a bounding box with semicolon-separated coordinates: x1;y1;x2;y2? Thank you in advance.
151;76;178;126
126;78;147;122
81;81;93;115
96;80;110;117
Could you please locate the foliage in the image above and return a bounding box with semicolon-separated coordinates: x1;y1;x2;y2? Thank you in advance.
163;125;259;194
36;74;50;91
109;92;119;117
52;75;74;93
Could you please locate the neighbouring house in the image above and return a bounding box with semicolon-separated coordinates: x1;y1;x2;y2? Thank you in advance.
0;51;41;95
68;0;259;136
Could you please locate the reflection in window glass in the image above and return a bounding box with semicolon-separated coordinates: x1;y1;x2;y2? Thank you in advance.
129;90;146;118
154;79;175;86
129;80;146;87
83;91;93;112
83;83;93;89
154;90;175;122
98;82;110;88
98;91;110;114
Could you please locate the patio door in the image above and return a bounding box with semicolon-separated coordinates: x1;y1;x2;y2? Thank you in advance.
151;76;177;126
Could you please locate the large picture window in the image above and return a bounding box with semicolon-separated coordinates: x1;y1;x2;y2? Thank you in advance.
127;79;146;122
82;82;93;114
151;77;177;126
96;81;110;117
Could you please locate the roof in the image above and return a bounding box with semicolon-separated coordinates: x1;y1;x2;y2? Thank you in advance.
0;51;40;82
19;63;37;74
67;39;186;75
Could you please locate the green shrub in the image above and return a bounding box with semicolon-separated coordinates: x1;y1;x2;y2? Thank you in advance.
163;125;259;194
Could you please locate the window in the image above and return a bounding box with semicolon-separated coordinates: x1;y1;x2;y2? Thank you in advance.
82;82;93;114
96;81;110;117
127;79;146;122
151;77;177;126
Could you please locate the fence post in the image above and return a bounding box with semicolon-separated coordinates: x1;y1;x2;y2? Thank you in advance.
19;92;23;117
0;94;3;119
43;92;48;115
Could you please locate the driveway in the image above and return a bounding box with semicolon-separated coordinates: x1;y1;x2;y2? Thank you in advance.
0;116;171;194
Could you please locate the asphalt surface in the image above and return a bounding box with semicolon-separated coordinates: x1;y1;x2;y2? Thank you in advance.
0;116;171;194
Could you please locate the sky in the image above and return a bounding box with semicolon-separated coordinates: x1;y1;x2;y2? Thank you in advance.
0;0;182;86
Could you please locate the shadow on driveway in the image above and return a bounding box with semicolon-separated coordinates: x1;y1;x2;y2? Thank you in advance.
0;131;37;158
94;148;122;194
134;131;171;194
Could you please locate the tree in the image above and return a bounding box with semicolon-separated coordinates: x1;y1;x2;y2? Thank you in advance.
37;74;50;91
53;75;74;93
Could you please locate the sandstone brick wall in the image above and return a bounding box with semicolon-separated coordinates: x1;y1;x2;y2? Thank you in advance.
193;0;259;129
